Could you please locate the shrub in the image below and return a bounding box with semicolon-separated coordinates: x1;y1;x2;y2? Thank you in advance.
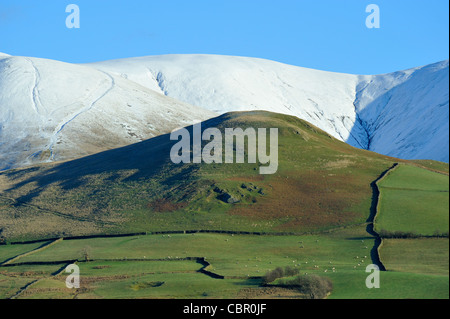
262;266;300;285
378;230;449;239
283;266;299;277
279;275;333;299
262;267;283;285
378;230;417;238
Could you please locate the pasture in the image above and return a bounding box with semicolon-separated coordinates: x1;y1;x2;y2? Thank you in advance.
1;226;448;299
375;164;449;236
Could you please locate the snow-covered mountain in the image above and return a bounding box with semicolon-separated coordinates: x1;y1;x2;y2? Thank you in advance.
0;54;216;170
354;61;449;162
88;55;361;144
90;55;449;163
0;53;448;170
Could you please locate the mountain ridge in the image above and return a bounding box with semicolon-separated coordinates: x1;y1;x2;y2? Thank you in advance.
0;53;448;171
0;55;217;170
89;54;449;162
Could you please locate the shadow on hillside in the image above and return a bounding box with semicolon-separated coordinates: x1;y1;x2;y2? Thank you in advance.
3;111;282;204
364;164;397;272
3;117;213;203
347;61;449;161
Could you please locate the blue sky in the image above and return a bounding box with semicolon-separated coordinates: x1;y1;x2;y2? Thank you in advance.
0;0;448;74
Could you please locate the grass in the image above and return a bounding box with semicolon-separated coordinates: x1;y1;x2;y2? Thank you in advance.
0;263;66;299
380;238;449;276
85;273;250;299
410;160;449;175
375;164;449;236
0;274;35;299
0;111;448;299
378;164;449;191
1;228;448;299
0;241;51;264
16;230;374;274
326;270;448;299
78;260;202;276
0;111;397;242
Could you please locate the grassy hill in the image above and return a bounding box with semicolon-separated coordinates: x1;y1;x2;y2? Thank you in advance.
0;111;399;242
0;111;448;299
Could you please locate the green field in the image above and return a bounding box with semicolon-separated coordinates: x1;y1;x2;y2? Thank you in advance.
0;111;448;299
410;160;450;175
1;227;448;299
380;238;449;276
0;241;51;264
375;164;449;236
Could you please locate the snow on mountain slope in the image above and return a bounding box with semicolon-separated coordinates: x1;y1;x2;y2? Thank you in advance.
88;55;363;145
0;53;448;171
0;55;216;170
90;54;449;162
354;60;449;163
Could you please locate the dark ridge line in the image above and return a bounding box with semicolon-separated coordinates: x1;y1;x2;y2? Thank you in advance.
51;262;74;276
196;257;225;279
367;162;399;271
1;259;77;267
410;163;449;177
375;233;449;239
367;163;398;224
0;239;61;265
3;232;149;245
0;257;227;281
7;260;74;299
8;279;40;300
1;223;371;246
